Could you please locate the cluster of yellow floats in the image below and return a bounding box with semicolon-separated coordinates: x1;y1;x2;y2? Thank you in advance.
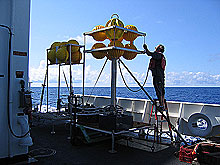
48;40;82;64
91;14;139;60
47;14;142;64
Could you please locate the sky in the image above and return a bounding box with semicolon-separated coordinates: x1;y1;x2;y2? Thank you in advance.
29;0;220;87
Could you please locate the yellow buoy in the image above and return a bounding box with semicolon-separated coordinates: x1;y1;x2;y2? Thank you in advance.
91;43;107;59
117;36;123;42
48;49;56;64
50;42;61;49
123;43;137;60
56;47;69;63
70;50;82;63
67;39;79;53
105;14;124;40
123;25;138;42
60;42;68;48
107;40;124;60
48;42;61;64
92;25;107;41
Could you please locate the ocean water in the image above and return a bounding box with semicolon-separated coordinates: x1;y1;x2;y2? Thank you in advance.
31;87;220;107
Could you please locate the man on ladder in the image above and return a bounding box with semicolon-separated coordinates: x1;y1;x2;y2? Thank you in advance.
143;44;174;143
143;44;166;109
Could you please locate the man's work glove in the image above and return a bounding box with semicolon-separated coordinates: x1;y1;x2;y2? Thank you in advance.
143;44;148;50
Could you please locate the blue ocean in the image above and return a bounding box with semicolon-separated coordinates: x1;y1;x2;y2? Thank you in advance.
31;87;220;107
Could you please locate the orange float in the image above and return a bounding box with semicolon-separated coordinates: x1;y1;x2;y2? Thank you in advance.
107;40;124;60
123;43;137;60
91;43;107;59
67;39;79;53
123;25;138;42
70;50;82;64
92;25;107;41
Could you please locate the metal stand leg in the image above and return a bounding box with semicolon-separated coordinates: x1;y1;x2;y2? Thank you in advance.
51;122;55;134
109;131;117;153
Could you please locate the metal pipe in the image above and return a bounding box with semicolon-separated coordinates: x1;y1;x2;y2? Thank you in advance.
111;58;117;107
69;44;72;94
110;131;116;153
85;46;144;54
69;44;73;139
84;25;146;37
58;64;61;112
83;35;86;106
47;49;49;112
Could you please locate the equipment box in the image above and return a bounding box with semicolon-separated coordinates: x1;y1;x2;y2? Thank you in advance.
77;114;99;124
197;143;220;165
99;114;133;131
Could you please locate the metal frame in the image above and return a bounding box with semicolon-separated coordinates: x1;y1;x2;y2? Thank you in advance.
75;123;151;153
75;26;152;152
83;25;146;108
84;25;146;37
46;43;85;113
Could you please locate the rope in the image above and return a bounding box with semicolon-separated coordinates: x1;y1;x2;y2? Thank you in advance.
86;58;108;104
118;59;154;103
118;59;150;92
62;69;69;92
29;148;56;158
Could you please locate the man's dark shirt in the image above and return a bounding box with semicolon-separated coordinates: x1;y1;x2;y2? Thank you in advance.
147;51;165;79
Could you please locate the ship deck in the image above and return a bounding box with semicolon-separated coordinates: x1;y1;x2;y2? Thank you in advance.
29;120;188;165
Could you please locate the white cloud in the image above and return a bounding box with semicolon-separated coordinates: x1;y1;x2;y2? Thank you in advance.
29;61;220;87
29;60;110;87
166;71;220;86
64;35;96;46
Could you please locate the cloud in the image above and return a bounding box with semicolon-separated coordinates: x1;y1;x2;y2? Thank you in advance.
166;71;220;86
64;35;96;45
29;61;220;87
29;60;110;87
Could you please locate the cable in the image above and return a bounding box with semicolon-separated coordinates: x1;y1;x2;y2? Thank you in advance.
1;24;30;138
119;59;188;146
118;59;150;92
62;69;69;91
86;58;108;104
29;148;56;158
118;59;154;103
40;69;47;112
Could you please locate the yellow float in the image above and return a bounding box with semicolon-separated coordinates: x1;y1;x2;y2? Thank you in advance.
107;40;124;60
60;42;68;47
48;42;61;63
67;39;79;53
123;25;138;42
50;42;61;49
105;14;124;40
117;36;123;42
70;50;82;64
91;43;107;59
92;25;107;41
123;43;137;60
48;49;56;64
56;47;69;63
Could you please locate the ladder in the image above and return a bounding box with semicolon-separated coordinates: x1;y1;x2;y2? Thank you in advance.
149;99;173;144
